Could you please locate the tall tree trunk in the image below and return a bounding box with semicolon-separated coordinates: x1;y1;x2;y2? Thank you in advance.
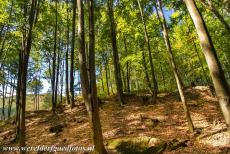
87;1;107;153
17;0;37;151
184;0;230;131
105;54;110;96
61;60;64;104
2;72;6;120
156;0;195;133
55;39;61;106
65;0;70;104
15;46;22;140
38;70;41;110
121;69;127;92
109;65;114;95
200;0;230;33
70;0;77;108
8;78;15;118
123;36;130;92
77;0;89;104
100;64;105;93
137;0;158;101
155;47;166;91
140;44;152;93
52;0;58;114
107;0;124;105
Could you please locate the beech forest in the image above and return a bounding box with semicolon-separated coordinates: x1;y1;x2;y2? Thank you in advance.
0;0;230;153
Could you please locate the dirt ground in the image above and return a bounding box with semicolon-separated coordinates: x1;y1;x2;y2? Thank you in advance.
0;86;230;154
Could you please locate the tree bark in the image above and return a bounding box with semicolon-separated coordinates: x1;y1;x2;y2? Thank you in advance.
107;0;124;105
55;38;61;106
65;0;71;104
8;78;15;118
2;72;6;120
156;0;195;133
105;54;110;96
61;60;64;104
140;44;152;93
123;36;130;92
87;1;107;153
16;0;37;152
70;0;77;108
184;0;230;131
137;0;158;102
155;47;166;91
51;0;58;114
100;64;105;93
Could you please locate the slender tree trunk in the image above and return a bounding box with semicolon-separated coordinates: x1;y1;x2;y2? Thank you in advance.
17;0;37;151
38;71;41;110
140;44;152;93
61;60;64;104
200;0;230;33
65;0;70;104
85;42;90;78
105;55;110;96
15;46;22;140
52;0;58;114
77;0;89;103
107;0;124;105
155;47;166;91
70;0;77;108
123;36;130;92
156;0;195;133
87;1;107;153
184;0;230;131
100;64;105;93
137;0;158;102
8;76;13;118
187;25;210;85
2;73;6;119
77;0;108;152
109;65;114;95
55;38;61;106
3;68;10;118
8;78;15;118
121;69;127;92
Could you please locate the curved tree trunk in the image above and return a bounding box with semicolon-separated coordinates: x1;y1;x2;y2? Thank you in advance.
184;0;230;131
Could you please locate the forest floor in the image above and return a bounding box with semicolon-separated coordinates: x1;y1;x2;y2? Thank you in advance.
0;86;230;154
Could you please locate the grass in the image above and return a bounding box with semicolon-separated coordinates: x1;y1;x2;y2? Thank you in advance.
0;94;54;119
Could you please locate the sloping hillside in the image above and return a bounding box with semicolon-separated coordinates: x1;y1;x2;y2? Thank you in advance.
0;86;229;154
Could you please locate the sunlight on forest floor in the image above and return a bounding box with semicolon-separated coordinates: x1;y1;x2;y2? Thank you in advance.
0;86;230;153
